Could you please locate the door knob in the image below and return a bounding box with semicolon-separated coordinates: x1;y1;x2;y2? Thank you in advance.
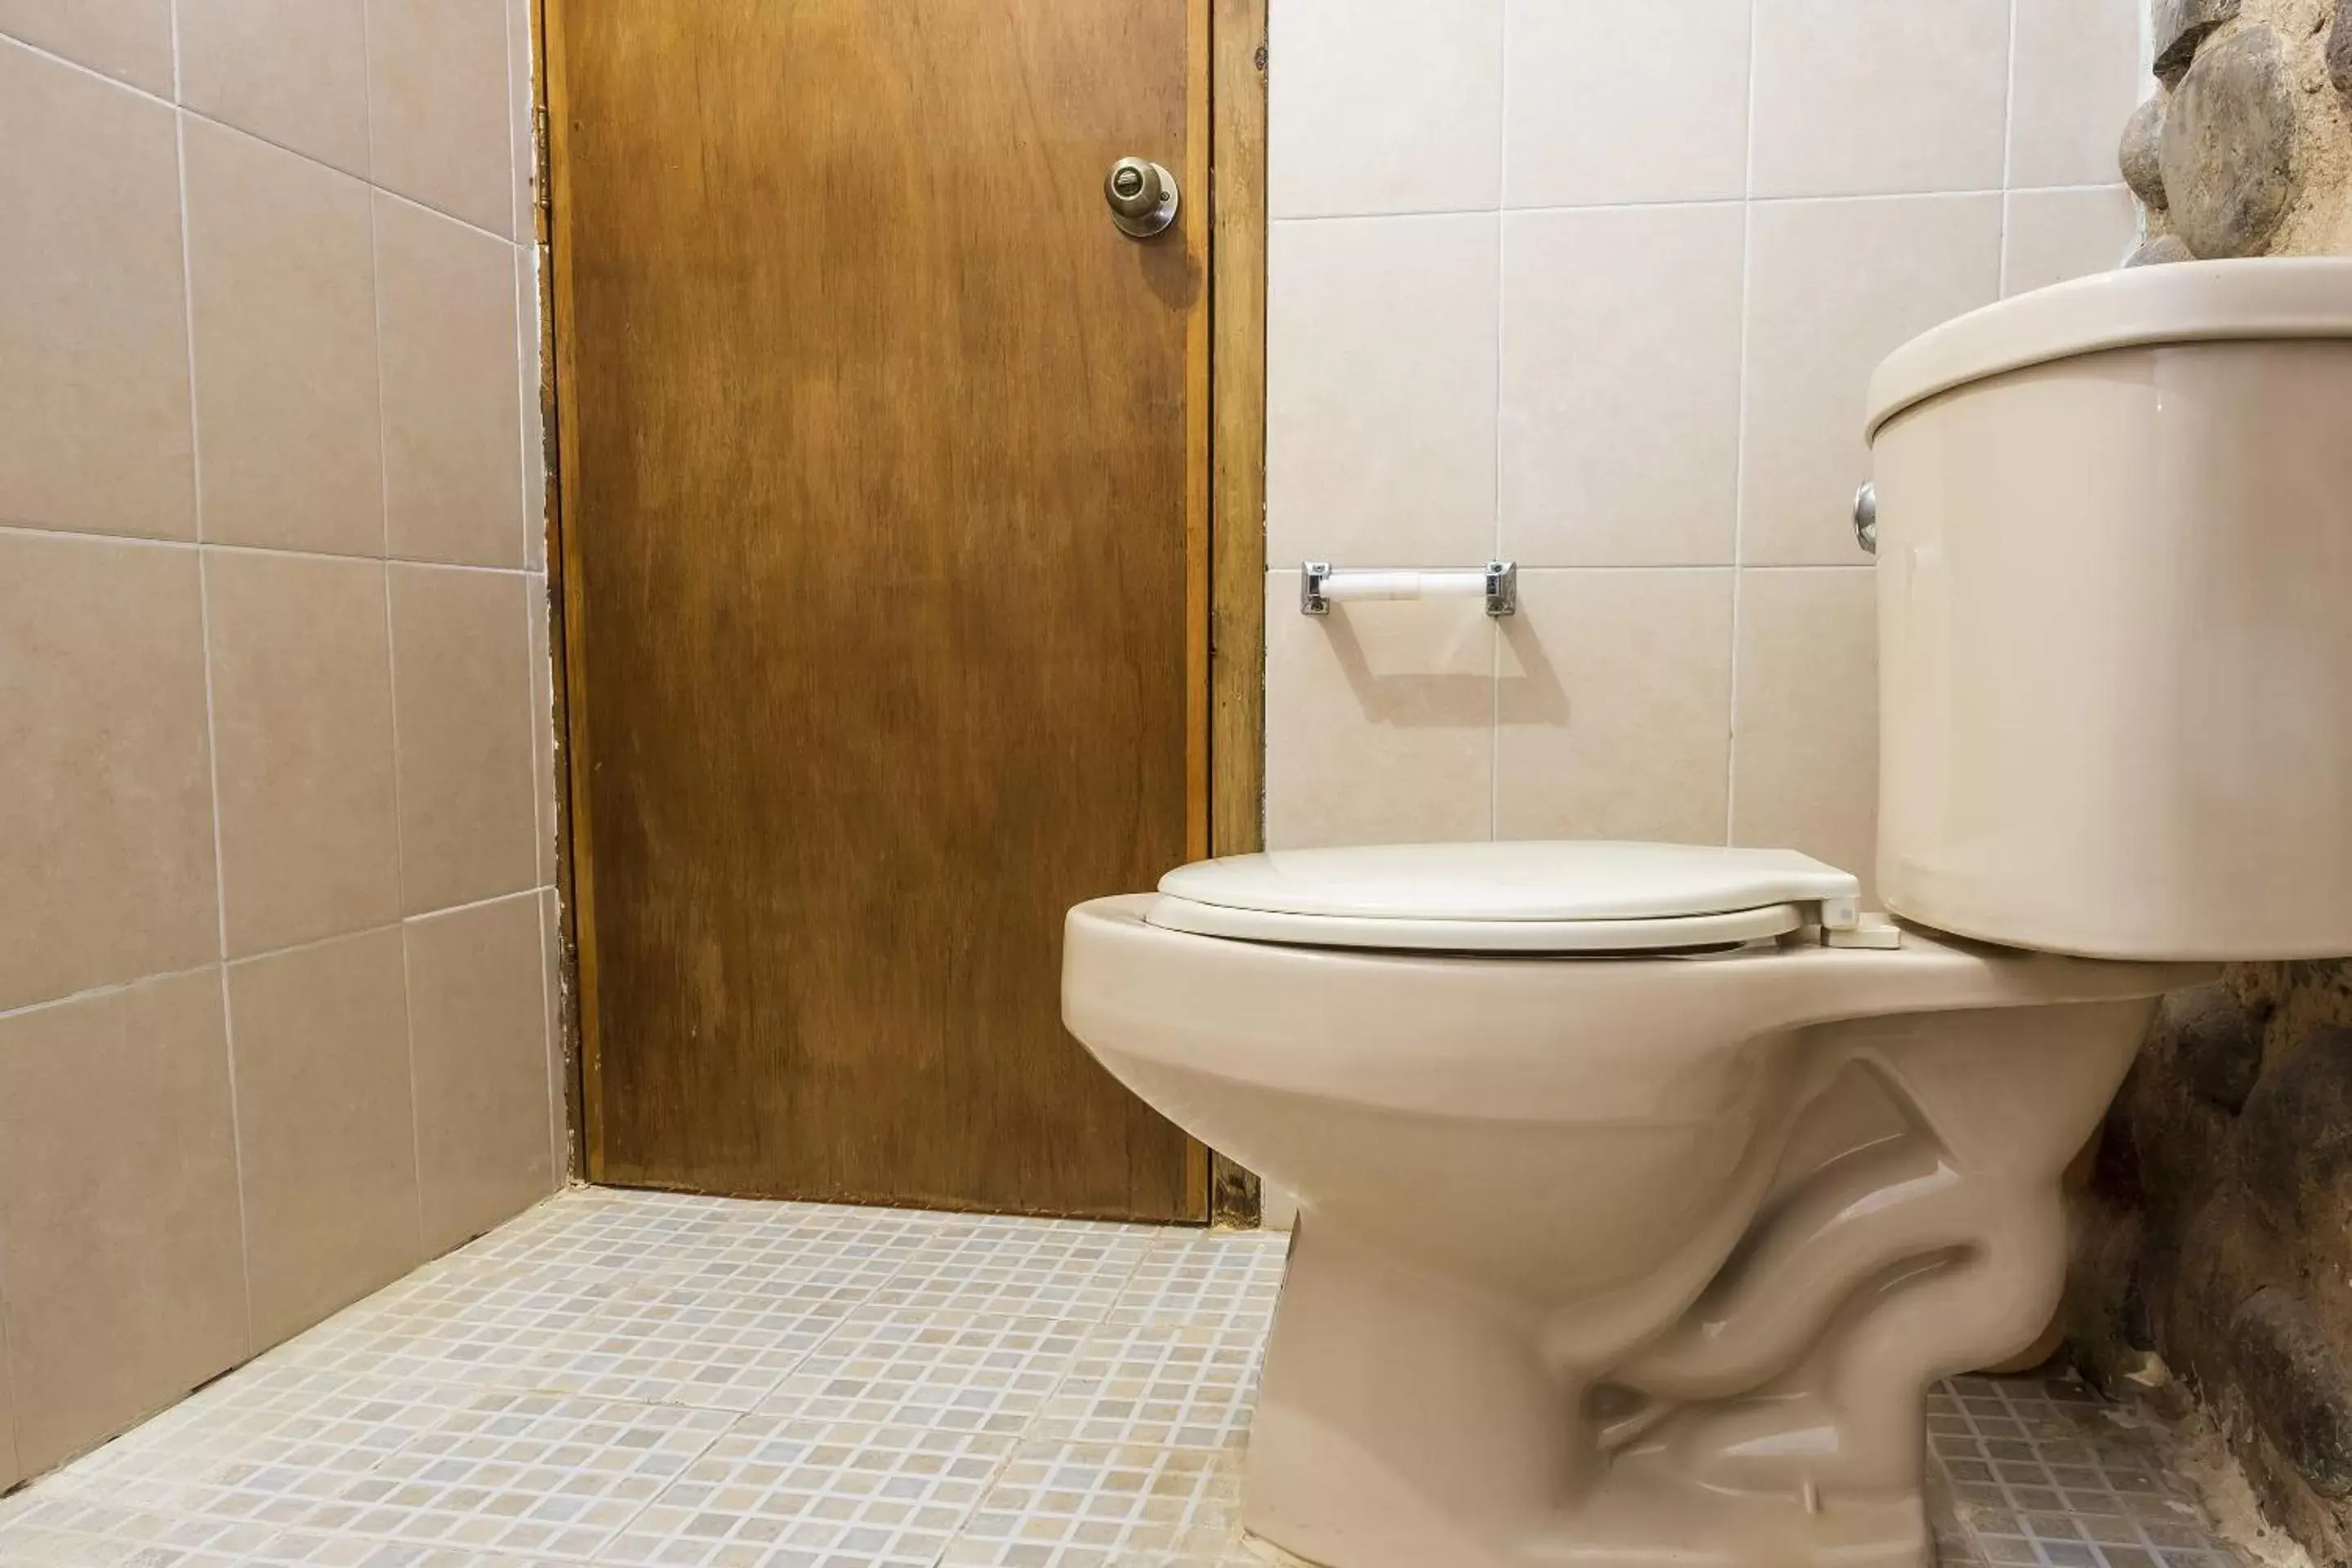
1105;157;1179;238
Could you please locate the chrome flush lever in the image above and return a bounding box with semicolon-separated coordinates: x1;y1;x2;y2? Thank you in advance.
1853;483;1879;555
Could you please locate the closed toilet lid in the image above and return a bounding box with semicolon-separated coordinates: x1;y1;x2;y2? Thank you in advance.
1147;841;1862;954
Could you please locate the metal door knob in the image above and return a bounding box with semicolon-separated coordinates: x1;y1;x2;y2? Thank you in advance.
1105;157;1179;238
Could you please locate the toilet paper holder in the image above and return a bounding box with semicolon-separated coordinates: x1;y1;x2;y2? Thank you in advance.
1300;561;1517;618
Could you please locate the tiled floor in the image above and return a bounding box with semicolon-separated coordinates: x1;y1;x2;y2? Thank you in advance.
1928;1378;2252;1568
0;1188;2250;1568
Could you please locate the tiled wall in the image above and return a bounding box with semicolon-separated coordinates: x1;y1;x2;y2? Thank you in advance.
0;0;561;1486
1263;0;2147;890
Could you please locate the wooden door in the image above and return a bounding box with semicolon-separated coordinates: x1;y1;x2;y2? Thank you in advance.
548;0;1209;1219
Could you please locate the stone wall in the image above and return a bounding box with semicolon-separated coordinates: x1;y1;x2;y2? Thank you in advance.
2065;7;2352;1557
2122;0;2352;258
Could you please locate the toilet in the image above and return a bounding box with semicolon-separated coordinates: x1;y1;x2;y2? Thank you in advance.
1062;259;2352;1568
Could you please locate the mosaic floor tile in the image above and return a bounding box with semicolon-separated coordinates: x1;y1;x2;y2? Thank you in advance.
758;1306;1090;1435
596;1416;1012;1566
1031;1319;1264;1452
0;1189;2268;1568
510;1285;861;1413
1929;1377;2252;1568
298;1392;733;1558
941;1441;1250;1566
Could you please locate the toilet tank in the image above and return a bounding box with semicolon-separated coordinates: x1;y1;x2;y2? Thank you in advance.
1864;259;2352;961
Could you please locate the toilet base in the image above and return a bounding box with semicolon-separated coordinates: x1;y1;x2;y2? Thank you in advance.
1246;1482;1931;1568
1235;1001;2157;1568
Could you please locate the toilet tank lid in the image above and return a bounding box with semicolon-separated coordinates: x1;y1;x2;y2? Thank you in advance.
1156;841;1859;926
1866;258;2352;441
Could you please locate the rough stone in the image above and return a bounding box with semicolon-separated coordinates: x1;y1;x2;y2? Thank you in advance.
2237;1027;2352;1238
2154;0;2243;78
2127;234;2199;265
2122;96;2171;208
2231;1287;2352;1499
2156;986;2268;1113
2161;26;2301;257
2332;0;2352;100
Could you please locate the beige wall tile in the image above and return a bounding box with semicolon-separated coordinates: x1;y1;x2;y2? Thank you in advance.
0;533;219;1013
539;887;568;1183
518;245;548;574
0;42;194;541
1749;0;2011;198
1504;0;1749;207
184;117;385;557
506;0;537;245
528;572;557;889
368;0;516;238
1496;570;1733;844
0;0;171;93
1267;0;1501;218
1267;215;1499;569
406;892;555;1254
0;971;247;1472
0;1318;19;1490
1741;195;2002;565
2011;0;2147;189
1500;206;1744;567
2004;186;2138;297
389;565;538;915
1731;568;1879;897
1265;570;1494;849
227;927;421;1351
176;0;371;176
207;550;402;956
377;194;527;568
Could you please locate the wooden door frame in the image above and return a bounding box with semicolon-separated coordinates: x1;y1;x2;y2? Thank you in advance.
530;0;1269;1226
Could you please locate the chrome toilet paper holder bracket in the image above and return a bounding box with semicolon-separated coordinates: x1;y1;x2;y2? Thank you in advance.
1301;560;1517;618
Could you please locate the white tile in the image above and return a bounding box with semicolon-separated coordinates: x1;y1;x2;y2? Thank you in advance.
1730;567;1880;896
2004;186;2138;297
1749;0;2011;198
1495;569;1735;845
513;1281;860;1411
1503;0;1751;208
1267;0;1503;217
1499;204;1744;566
1263;571;1496;850
2010;0;2147;189
1740;195;2003;565
1267;214;1501;569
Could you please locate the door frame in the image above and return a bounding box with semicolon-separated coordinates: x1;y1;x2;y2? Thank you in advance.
529;0;1270;1225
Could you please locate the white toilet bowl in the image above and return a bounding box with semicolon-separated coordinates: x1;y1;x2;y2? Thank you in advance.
1061;260;2352;1568
1064;844;2207;1568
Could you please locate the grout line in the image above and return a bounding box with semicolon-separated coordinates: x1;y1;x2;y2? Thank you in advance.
169;9;261;1356
1269;184;2124;225
0;30;517;248
1490;0;1510;844
0;884;549;1027
1725;0;1763;849
1998;0;2023;295
0;521;539;575
365;190;421;1246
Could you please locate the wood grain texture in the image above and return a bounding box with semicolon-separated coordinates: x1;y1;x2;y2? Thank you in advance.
548;0;1208;1218
1208;0;1268;1228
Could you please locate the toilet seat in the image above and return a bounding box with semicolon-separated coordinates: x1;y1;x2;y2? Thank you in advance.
1147;841;1863;955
